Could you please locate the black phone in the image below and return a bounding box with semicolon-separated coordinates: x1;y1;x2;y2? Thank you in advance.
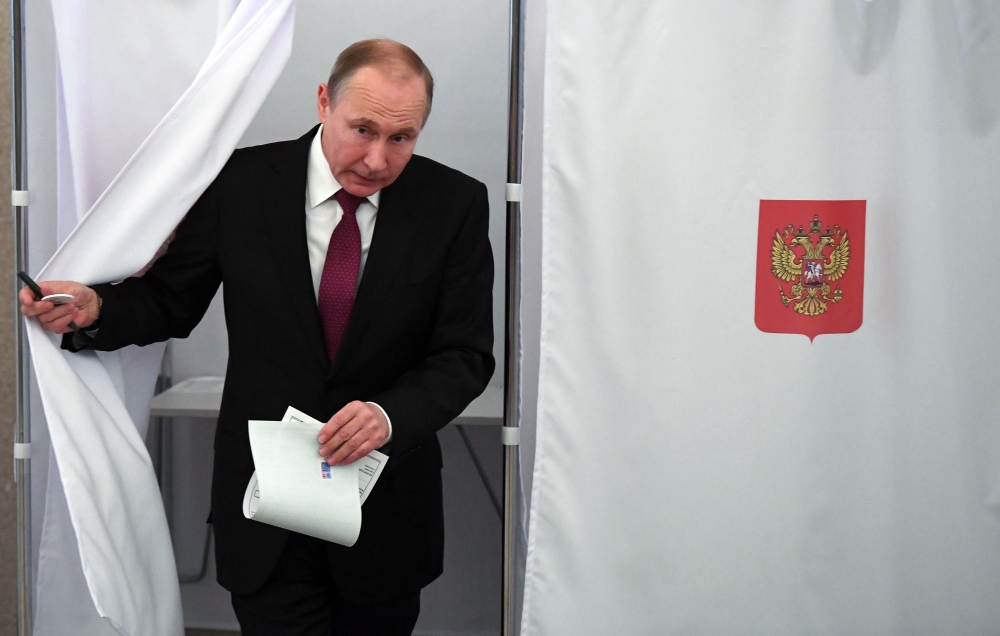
18;270;79;332
17;271;43;300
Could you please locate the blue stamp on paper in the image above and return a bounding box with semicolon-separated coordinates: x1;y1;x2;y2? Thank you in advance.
320;460;332;479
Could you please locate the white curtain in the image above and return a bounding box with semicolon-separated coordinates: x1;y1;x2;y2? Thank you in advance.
29;1;295;634
522;1;1000;634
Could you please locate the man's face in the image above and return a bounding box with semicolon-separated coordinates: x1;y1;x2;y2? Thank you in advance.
317;65;426;197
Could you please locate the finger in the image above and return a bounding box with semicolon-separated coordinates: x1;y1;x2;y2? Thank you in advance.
20;294;55;317
72;305;92;326
318;412;350;446
18;287;36;307
319;420;361;457
318;401;365;443
340;440;377;466
37;304;75;325
327;429;374;466
47;313;79;334
328;414;386;465
319;411;366;458
340;428;383;465
21;301;50;317
38;281;78;297
41;307;77;329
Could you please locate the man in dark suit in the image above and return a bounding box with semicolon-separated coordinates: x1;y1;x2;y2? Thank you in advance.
20;39;495;635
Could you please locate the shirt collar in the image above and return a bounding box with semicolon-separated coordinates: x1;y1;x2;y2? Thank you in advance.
307;125;381;210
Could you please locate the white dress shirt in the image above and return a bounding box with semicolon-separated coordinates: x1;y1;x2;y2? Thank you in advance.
306;126;392;442
305;125;380;297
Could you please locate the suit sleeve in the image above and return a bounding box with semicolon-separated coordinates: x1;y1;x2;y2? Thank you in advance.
63;179;224;352
371;182;496;458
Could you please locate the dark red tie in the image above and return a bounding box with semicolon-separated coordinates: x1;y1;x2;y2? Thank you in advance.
318;189;365;361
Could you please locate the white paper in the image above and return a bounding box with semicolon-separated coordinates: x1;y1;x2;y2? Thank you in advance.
281;406;388;504
356;450;387;505
243;419;361;547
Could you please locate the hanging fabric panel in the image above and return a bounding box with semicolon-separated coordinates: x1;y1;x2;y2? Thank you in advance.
522;1;1000;634
27;2;295;634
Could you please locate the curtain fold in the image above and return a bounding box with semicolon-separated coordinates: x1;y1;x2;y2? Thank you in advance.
29;2;296;634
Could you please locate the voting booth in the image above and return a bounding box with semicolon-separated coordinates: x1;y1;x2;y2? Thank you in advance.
13;0;522;633
14;1;1000;636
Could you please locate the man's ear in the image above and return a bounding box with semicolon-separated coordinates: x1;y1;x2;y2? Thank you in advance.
317;83;331;117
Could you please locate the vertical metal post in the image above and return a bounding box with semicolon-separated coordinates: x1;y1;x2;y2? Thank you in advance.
502;0;525;634
11;0;32;633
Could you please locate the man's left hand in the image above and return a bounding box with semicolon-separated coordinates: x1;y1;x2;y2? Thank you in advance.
318;401;389;466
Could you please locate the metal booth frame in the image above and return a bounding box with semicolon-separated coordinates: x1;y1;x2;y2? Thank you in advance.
9;0;528;633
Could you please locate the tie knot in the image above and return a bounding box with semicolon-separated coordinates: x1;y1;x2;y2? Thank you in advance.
334;189;366;216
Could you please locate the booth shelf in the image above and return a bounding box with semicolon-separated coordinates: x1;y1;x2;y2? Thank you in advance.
150;376;504;425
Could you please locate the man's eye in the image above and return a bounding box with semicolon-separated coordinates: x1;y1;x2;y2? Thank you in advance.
355;127;369;135
392;135;407;143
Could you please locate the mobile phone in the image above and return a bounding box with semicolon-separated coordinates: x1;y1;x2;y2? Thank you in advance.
18;271;75;304
18;271;79;331
17;271;42;299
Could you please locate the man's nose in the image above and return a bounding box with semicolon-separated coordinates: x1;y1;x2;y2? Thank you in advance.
364;141;388;173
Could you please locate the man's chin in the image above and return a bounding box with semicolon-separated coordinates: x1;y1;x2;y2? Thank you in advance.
342;173;390;197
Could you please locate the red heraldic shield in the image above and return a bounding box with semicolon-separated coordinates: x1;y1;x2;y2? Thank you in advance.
754;200;866;341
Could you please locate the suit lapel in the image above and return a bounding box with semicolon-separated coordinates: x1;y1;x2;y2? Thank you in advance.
327;164;424;380
261;127;329;371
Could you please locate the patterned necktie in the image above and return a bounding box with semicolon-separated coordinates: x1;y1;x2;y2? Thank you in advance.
318;189;365;361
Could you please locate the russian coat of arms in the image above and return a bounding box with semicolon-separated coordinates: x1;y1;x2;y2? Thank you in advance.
770;215;850;316
754;200;865;341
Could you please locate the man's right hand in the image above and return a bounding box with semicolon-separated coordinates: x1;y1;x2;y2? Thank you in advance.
19;281;101;334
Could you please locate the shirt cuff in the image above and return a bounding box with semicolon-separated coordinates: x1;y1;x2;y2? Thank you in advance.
366;402;392;443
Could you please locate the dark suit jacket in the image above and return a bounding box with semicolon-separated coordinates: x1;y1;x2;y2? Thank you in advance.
68;127;495;601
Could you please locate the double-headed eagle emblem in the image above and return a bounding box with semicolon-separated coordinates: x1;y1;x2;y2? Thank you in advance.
770;214;851;316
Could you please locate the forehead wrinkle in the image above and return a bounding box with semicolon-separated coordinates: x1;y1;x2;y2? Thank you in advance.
343;79;426;126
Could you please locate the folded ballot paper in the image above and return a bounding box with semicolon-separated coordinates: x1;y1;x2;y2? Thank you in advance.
242;406;388;547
